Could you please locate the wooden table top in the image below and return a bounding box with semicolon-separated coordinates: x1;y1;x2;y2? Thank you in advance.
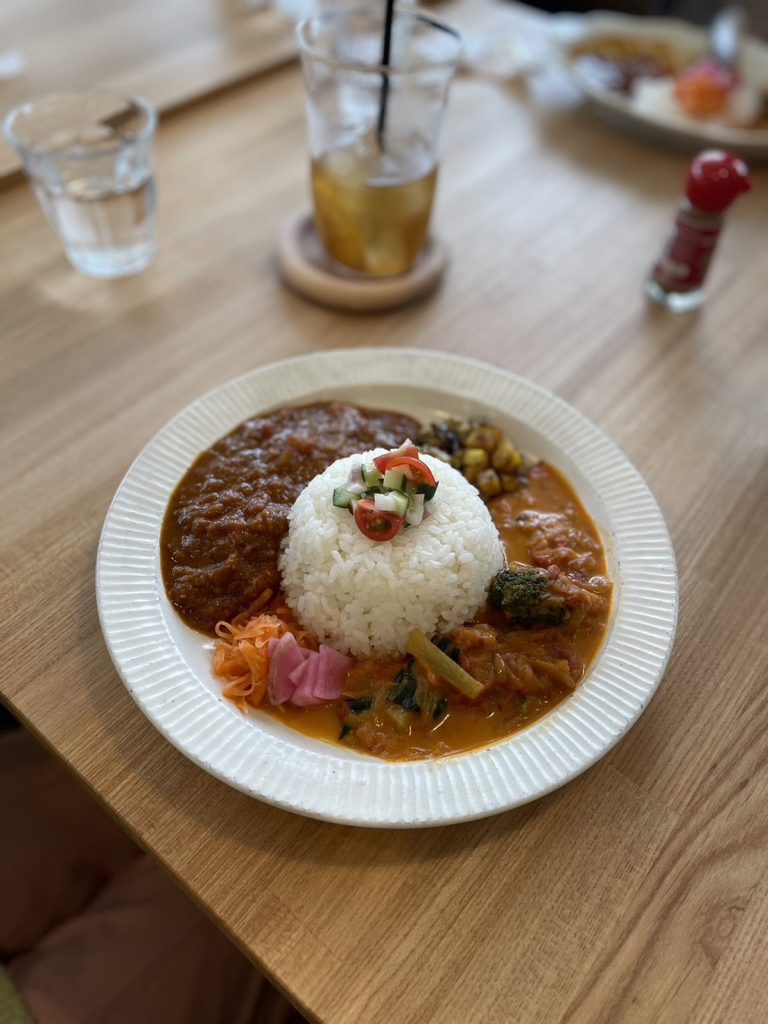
3;3;768;1021
0;0;297;179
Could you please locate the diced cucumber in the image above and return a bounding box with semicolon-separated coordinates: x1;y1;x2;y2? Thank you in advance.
374;491;409;517
362;463;383;487
332;485;352;508
383;469;407;492
391;492;409;517
417;482;438;501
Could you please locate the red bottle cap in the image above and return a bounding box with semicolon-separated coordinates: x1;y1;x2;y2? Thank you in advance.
685;150;751;213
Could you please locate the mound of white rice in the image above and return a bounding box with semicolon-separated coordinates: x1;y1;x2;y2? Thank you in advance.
279;450;504;656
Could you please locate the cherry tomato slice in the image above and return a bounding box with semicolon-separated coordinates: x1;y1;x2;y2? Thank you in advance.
385;456;436;487
373;444;419;474
354;498;405;542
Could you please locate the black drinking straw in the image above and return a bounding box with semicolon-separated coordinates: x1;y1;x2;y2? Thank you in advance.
376;0;396;147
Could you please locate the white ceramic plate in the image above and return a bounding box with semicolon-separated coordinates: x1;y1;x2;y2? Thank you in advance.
97;349;677;828
552;12;768;160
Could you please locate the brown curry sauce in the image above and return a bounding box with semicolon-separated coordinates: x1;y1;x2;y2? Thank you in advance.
161;402;420;634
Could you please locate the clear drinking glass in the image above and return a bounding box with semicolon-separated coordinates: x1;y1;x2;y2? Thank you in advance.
297;7;462;277
4;92;157;278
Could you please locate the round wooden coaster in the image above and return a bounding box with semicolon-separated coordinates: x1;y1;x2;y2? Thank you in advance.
275;209;447;312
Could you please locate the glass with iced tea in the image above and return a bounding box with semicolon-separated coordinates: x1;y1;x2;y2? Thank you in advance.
297;7;461;277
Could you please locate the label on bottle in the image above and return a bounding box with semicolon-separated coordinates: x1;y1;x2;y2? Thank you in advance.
651;207;723;294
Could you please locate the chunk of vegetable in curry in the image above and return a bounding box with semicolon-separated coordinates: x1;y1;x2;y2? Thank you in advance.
488;566;570;628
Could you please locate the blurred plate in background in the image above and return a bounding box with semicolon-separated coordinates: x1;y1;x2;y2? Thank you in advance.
551;11;768;160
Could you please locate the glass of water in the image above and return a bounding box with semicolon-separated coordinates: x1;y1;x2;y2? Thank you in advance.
4;92;157;278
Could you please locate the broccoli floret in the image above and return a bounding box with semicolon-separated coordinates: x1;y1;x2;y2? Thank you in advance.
488;567;569;628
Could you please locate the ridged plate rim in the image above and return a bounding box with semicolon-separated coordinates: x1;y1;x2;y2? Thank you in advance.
96;348;677;827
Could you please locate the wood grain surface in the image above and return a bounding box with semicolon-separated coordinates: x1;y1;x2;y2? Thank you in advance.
2;3;768;1022
0;0;297;179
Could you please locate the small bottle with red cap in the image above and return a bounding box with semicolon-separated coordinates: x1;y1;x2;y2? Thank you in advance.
646;150;751;312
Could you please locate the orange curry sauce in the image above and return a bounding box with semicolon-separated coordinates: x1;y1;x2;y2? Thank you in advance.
261;462;612;760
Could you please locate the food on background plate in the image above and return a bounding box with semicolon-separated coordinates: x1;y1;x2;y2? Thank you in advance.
570;36;767;130
570;34;680;94
161;403;612;761
633;58;763;128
